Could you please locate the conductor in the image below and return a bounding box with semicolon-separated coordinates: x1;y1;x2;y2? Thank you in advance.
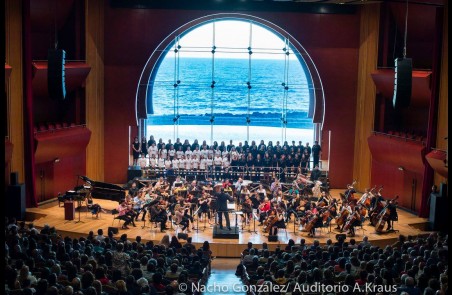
216;188;234;230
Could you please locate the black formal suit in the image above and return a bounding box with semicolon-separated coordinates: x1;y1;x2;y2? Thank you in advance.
216;191;234;229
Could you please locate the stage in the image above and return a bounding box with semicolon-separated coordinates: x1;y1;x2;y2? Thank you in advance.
26;189;431;257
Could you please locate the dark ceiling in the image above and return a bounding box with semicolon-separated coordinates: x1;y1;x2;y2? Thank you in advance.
109;0;445;13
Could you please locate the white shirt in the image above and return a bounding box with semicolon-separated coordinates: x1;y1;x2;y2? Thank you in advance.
191;158;199;169
200;158;207;170
231;151;239;160
179;158;186;169
148;145;158;157
172;159;179;169
165;159;172;169
184;158;191;170
137;157;148;168
149;157;157;168
222;157;230;168
214;156;223;166
206;158;213;166
214;149;222;157
168;149;176;157
200;149;208;158
176;150;184;159
358;192;373;204
192;150;201;159
160;149;167;159
158;158;165;168
185;150;193;158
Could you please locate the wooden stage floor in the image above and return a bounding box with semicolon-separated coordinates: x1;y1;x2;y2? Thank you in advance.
26;189;431;257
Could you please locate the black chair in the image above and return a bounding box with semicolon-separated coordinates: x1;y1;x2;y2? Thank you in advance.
111;209;122;226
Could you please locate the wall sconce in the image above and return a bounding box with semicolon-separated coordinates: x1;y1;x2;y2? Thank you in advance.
398;166;405;171
54;158;60;163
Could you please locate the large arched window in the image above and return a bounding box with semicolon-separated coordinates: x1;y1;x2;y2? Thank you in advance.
144;19;318;145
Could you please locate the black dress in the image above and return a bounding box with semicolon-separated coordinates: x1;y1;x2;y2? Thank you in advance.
132;142;141;160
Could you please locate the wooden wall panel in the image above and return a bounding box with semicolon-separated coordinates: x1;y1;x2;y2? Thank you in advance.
352;4;380;192
85;0;104;181
5;0;25;183
434;4;448;185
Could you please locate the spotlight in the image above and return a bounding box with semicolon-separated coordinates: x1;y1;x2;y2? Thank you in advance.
398;166;405;171
54;158;60;163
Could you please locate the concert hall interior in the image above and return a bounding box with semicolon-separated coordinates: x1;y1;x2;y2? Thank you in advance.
4;0;448;294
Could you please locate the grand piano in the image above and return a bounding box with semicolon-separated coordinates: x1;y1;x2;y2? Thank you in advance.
79;176;126;202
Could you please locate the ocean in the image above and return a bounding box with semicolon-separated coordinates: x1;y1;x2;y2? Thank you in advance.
148;57;313;129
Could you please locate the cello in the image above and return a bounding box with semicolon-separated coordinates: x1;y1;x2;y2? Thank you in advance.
322;199;337;222
335;203;350;226
375;195;399;233
358;185;377;208
304;212;320;232
343;207;361;232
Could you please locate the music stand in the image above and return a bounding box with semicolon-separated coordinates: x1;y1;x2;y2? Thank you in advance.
248;210;258;234
192;205;204;232
292;216;299;236
74;196;85;224
237;211;246;232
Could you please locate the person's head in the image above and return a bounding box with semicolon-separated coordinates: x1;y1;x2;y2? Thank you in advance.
115;279;127;292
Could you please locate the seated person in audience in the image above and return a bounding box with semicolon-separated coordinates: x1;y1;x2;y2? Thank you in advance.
165;263;181;280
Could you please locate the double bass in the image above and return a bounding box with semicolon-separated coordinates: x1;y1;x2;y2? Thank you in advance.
375;195;399;233
370;186;385;225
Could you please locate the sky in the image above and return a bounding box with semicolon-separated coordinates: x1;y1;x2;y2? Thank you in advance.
165;20;299;60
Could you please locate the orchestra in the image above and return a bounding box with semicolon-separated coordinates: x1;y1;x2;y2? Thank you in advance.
80;168;400;240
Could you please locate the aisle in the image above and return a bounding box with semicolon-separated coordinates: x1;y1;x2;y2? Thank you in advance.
202;258;246;295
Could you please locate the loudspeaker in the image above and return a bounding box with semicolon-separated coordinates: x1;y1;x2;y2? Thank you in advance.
439;183;447;197
108;227;119;235
268;235;278;242
429;193;448;231
6;184;26;220
177;233;188;240
393;57;412;109
127;166;142;182
10;172;18;185
335;234;347;241
47;49;66;100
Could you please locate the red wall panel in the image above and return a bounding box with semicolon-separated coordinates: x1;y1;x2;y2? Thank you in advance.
103;6;360;185
368;134;426;214
371;159;424;213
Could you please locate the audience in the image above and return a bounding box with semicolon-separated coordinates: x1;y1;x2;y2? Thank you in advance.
4;218;212;295
237;233;448;295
